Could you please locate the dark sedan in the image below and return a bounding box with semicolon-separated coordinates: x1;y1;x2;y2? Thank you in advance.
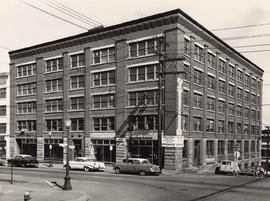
7;154;39;168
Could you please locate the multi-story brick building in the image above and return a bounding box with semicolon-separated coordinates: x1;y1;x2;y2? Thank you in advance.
0;72;10;159
9;9;263;170
261;129;269;170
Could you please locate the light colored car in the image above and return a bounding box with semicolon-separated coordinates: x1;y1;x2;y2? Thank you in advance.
215;160;240;175
68;157;105;172
112;158;160;176
0;157;6;166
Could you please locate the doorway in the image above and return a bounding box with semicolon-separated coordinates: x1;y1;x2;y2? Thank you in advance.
193;140;200;166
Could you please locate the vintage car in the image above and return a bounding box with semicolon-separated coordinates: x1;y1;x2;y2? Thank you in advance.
7;154;39;168
112;158;161;176
68;157;105;172
215;160;240;175
0;157;6;166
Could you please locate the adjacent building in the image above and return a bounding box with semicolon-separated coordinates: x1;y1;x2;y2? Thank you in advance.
261;129;269;170
8;9;263;170
0;72;10;159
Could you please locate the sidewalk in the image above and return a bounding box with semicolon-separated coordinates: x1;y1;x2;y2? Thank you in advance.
0;174;89;201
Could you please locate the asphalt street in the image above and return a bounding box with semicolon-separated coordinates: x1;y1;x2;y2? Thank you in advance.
0;166;269;201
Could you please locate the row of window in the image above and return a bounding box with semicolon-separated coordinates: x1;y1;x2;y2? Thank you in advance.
16;115;159;132
184;38;260;91
182;115;260;134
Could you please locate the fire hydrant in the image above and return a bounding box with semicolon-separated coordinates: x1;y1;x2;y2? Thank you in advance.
24;191;31;201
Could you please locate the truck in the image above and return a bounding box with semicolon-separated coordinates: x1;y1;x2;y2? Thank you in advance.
215;160;240;175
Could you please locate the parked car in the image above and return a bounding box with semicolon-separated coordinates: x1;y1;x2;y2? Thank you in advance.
7;154;39;168
215;160;240;175
239;166;258;176
68;157;105;172
0;157;6;166
112;158;161;176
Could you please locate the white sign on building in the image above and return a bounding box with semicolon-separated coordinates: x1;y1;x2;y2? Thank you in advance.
162;135;184;147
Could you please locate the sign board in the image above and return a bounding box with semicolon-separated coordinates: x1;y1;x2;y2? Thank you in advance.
69;145;75;149
234;151;240;159
162;135;184;147
109;145;113;151
49;145;52;149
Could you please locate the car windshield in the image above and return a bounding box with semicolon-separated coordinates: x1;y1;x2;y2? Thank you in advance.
141;160;150;164
23;156;33;159
84;159;94;162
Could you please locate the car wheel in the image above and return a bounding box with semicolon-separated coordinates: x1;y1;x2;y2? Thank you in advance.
115;168;121;174
84;166;90;172
139;171;146;176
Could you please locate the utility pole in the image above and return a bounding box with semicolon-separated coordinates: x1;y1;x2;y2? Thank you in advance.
266;126;270;176
156;36;185;170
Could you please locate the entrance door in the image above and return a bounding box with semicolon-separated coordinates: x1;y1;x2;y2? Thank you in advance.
193;140;200;166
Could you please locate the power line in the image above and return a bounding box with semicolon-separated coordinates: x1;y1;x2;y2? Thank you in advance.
211;22;270;32
19;0;89;30
0;45;13;51
38;0;99;28
48;0;102;27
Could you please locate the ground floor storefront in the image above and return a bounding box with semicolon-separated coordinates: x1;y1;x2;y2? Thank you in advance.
10;136;261;171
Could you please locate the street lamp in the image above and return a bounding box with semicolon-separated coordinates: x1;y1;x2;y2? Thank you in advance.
48;131;53;167
63;119;72;190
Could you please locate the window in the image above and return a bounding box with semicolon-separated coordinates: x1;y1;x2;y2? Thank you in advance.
257;96;261;106
17;120;36;131
251;94;256;104
251;78;256;88
218;80;225;94
17;102;36;114
244;91;249;102
193;93;203;109
244;124;249;134
17;63;36;77
237;88;242;100
244;108;249;118
46;119;62;131
129;38;159;58
237;70;243;82
218;141;224;155
218;100;225;113
70;75;84;89
236;105;242;117
0;105;6;116
45;99;63;112
71;118;84;131
228;141;234;154
207;75;216;90
251;110;256;119
206;119;215;132
228;103;234;115
218;120;225;133
193;116;202;131
182;90;189;106
182;115;189;131
70;53;84;68
70;97;84;110
237;123;242;134
93;94;115;109
244;141;249;153
228;84;235;97
257;81;261;93
207;53;215;68
257;110;260;120
129;64;159;82
183;63;190;81
0;88;6;98
194;45;203;62
93;117;115;131
184;38;191;56
194;69;203;85
251;141;255;152
219;59;226;74
45;58;63;72
129;115;159;131
93;70;115;86
0;123;6;133
207;97;215;111
206;141;214;156
228;65;235;78
245;74;250;87
228;122;234;133
45;79;62;92
128;90;158;106
251;125;256;135
93;47;115;64
17;83;36;96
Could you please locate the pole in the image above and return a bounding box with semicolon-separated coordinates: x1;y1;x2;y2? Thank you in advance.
266;126;270;176
158;60;164;171
9;162;13;184
63;120;72;190
48;131;53;167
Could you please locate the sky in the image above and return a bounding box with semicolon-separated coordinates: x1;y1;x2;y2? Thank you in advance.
1;0;270;126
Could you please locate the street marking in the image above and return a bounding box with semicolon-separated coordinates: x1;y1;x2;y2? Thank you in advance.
4;190;13;194
72;180;100;184
44;179;55;188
